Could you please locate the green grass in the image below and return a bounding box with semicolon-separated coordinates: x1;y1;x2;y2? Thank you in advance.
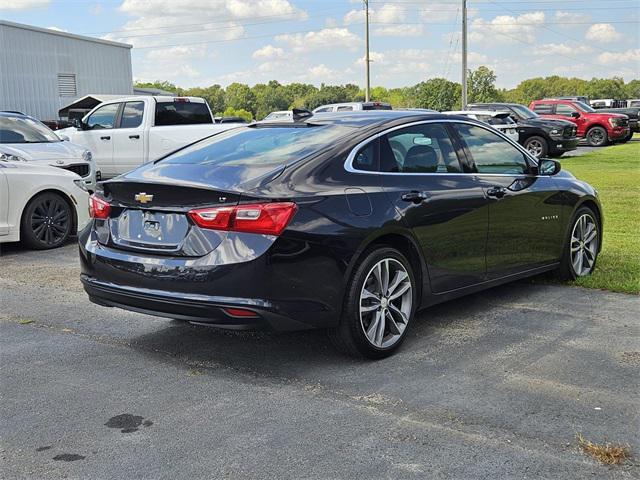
559;137;640;294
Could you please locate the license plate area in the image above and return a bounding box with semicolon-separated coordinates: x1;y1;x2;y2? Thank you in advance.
112;209;190;251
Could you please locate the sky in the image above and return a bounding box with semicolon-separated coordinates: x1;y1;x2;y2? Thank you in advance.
1;0;639;89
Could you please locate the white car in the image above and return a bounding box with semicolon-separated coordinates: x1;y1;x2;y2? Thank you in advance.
313;101;392;113
0;112;97;192
58;96;241;178
445;110;519;142
0;161;90;249
263;111;293;121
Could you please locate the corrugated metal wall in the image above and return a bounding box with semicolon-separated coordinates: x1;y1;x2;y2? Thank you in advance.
0;23;133;120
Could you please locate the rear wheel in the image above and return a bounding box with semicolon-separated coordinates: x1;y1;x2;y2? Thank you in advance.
555;207;600;280
329;247;416;359
20;192;73;250
586;126;608;147
523;136;548;158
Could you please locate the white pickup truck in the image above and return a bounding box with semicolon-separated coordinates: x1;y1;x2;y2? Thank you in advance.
58;96;242;178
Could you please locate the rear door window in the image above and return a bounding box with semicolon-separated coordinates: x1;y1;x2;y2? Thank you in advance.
380;123;463;173
154;101;212;126
119;101;144;128
532;103;554;114
453;123;529;175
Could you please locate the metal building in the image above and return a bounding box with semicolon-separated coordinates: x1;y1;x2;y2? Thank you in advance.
0;20;133;120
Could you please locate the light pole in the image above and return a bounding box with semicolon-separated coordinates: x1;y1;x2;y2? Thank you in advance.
364;0;371;102
461;0;468;109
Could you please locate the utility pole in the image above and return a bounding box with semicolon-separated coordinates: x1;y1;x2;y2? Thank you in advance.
364;0;371;101
461;0;468;109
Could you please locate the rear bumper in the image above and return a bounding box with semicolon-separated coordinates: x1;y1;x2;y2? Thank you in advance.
78;228;344;331
549;137;579;153
81;275;312;330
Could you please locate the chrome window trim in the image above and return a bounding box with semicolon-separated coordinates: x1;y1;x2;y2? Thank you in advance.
344;118;539;176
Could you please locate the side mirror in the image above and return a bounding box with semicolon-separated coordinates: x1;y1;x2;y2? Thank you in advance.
510;115;519;123
537;158;561;176
72;118;87;130
571;111;580;119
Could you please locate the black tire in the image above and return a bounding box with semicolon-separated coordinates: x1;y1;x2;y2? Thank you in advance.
620;130;633;143
20;192;73;250
555;206;600;280
523;136;548;159
328;247;417;359
586;126;609;147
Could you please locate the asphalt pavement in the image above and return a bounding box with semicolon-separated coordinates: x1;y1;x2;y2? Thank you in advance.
1;242;638;479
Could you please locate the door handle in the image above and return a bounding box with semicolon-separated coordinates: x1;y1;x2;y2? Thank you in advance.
100;136;111;140
401;191;429;204
129;134;140;139
486;186;507;198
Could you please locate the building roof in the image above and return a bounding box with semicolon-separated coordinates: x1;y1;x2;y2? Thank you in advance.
133;87;177;97
0;20;132;49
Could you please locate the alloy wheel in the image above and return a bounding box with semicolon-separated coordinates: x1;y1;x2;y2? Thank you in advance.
30;197;70;246
359;258;412;348
526;139;544;157
587;128;605;146
570;213;598;276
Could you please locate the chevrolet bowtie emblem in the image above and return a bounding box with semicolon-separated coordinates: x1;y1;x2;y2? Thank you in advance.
134;193;154;204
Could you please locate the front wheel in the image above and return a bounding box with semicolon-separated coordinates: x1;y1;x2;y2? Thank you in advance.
586;126;609;147
20;192;73;250
523;136;548;159
329;247;417;359
555;207;600;280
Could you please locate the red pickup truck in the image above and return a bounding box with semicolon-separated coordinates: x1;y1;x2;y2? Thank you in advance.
529;99;629;147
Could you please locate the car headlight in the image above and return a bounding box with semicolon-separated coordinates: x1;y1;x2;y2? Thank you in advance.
82;150;93;162
608;118;622;127
549;129;562;139
0;152;27;162
73;179;89;191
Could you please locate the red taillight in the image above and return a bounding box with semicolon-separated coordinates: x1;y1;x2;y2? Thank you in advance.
188;202;297;236
222;307;259;318
89;194;110;219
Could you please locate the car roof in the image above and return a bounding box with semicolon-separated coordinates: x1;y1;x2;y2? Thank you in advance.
446;110;509;116
286;110;465;128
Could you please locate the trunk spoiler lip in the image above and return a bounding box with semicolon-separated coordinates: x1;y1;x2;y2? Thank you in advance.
100;164;287;196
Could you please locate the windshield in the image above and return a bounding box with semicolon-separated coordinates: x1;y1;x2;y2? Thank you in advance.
510;105;538;119
575;101;596;113
0;116;60;143
161;124;353;168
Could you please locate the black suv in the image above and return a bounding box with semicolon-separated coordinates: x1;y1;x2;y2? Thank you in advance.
468;103;579;158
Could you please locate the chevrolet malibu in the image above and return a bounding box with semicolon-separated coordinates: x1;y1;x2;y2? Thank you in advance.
79;111;602;358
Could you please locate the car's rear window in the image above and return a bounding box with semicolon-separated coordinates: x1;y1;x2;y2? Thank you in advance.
154;101;212;126
160;124;352;168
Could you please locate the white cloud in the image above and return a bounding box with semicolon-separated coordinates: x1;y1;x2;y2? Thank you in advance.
471;11;545;43
0;0;49;9
276;28;360;53
252;44;284;60
586;23;622;43
597;49;640;65
531;43;593;56
344;3;423;37
554;10;590;23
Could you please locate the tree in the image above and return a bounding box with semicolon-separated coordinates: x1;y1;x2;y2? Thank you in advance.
184;85;225;114
254;83;291;119
467;66;502;104
133;80;183;95
412;78;461;111
225;83;256;115
221;106;253;122
302;85;353;110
